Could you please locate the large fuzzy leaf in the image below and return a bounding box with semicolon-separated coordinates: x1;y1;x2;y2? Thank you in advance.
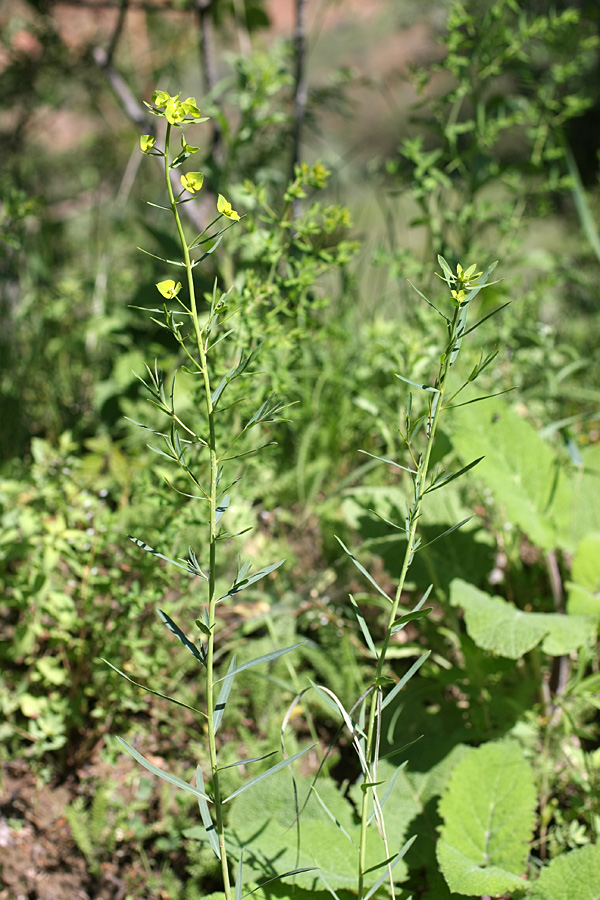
530;844;600;900
450;579;597;658
567;534;600;617
437;740;536;896
450;401;600;552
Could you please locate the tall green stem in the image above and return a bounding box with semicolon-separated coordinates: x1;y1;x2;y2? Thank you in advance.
357;300;462;900
163;124;232;900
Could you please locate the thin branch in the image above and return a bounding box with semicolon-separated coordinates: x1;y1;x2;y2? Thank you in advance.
194;0;223;163
291;0;308;220
93;45;151;134
105;0;129;65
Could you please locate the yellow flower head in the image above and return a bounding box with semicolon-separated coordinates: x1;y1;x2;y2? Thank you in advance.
146;91;205;127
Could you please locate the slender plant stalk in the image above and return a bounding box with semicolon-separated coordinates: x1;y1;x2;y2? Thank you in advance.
353;260;499;899
162;120;232;898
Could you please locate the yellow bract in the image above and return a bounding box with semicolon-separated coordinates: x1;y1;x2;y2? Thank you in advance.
140;134;156;154
180;172;204;194
217;194;240;221
156;280;182;299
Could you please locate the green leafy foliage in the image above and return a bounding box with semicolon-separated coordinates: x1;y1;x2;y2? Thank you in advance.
229;765;419;894
530;844;600;900
450;579;597;659
450;399;600;552
1;1;599;897
437;741;537;895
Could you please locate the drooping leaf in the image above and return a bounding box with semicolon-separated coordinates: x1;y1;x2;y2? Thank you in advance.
336;537;392;603
450;579;597;658
116;737;210;801
102;659;207;718
437;740;536;896
196;766;220;860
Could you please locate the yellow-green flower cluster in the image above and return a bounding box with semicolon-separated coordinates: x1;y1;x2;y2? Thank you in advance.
451;263;482;304
144;90;207;127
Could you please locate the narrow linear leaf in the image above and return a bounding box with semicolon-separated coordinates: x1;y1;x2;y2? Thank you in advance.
311;786;359;849
366;762;406;825
218;750;278;771
137;246;185;266
213;655;236;734
116;736;210;800
358;449;417;475
390;608;432;633
235;851;243;900
363;836;417;900
395;373;440;393
240;868;319;900
417;516;475;552
445;386;517;409
379;735;423;762
223;745;314;803
215;494;230;525
190;233;224;266
319;873;342;900
381;652;431;711
102;659;207;718
144;200;171;211
213;642;304;684
218;558;285;601
462;301;511;337
336;537;392;603
196;766;220;860
349;593;379;659
408;279;450;322
158;609;206;664
129;535;207;576
424;457;484;494
309;682;369;772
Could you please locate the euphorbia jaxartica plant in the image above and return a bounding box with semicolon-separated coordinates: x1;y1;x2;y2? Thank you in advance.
106;90;312;900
